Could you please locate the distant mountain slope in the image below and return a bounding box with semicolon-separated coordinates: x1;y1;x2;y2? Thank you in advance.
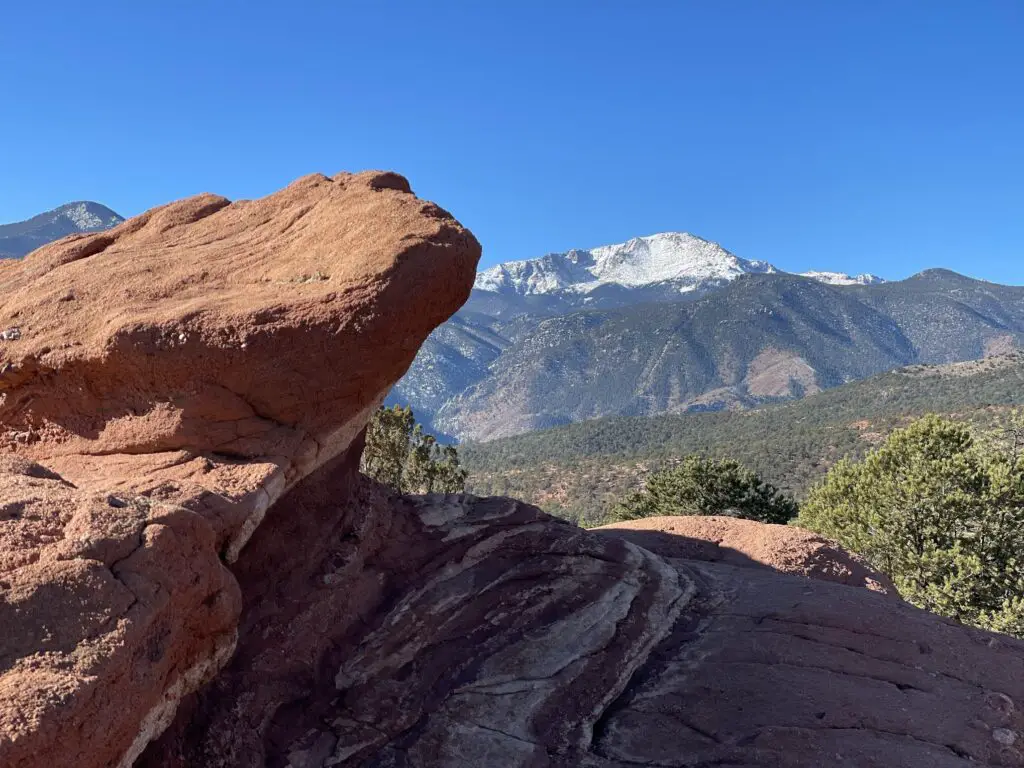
853;268;1024;360
462;352;1024;525
415;269;1024;441
0;202;124;258
399;228;905;436
434;274;916;440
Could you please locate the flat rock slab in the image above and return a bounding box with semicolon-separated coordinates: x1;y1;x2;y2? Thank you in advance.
591;559;1024;767
596;515;897;594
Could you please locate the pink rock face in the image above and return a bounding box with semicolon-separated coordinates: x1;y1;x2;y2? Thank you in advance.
594;514;898;595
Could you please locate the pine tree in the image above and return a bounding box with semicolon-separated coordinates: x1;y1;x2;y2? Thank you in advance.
361;405;467;494
607;455;798;525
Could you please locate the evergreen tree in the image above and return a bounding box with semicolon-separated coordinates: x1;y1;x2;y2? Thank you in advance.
607;455;798;525
799;414;1024;637
361;405;467;494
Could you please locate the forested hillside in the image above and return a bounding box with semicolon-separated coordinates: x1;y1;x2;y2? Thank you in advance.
462;352;1024;525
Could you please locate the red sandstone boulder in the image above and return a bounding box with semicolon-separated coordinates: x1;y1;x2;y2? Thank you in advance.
0;171;480;767
594;514;897;595
0;169;479;557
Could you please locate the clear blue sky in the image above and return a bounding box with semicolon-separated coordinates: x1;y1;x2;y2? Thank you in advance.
2;2;1022;282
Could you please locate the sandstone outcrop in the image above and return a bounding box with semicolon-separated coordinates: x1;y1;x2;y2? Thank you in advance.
595;514;897;594
0;169;478;558
2;174;1023;768
0;171;480;767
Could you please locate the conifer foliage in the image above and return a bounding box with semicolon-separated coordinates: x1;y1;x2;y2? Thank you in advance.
606;455;798;525
360;405;468;494
799;414;1024;637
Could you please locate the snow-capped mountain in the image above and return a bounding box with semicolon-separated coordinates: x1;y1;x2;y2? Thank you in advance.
474;232;886;300
475;232;777;297
800;271;886;286
0;201;124;259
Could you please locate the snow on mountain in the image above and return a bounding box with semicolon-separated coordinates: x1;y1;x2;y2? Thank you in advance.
474;232;777;296
0;202;124;258
475;232;885;297
58;202;122;231
800;271;886;286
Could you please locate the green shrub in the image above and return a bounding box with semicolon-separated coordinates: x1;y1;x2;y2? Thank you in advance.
361;405;467;494
799;414;1024;637
606;455;798;525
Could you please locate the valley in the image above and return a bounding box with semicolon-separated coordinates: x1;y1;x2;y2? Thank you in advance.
462;352;1024;525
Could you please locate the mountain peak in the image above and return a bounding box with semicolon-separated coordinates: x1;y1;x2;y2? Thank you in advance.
910;268;974;281
474;231;891;298
474;231;777;297
50;201;124;232
0;201;125;258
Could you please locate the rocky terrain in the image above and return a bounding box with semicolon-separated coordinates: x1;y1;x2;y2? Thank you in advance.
393;232;1024;441
0;201;123;258
593;515;898;595
1;175;1022;767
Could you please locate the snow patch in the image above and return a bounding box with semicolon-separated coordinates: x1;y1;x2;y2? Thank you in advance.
474;231;886;296
474;232;777;296
800;271;886;286
61;203;106;230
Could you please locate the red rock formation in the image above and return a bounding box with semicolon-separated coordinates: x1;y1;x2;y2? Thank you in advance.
594;514;897;595
2;174;1023;768
0;457;239;768
0;169;478;557
0;171;480;767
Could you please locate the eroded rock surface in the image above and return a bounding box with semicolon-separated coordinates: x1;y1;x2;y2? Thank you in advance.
595;514;897;595
0;457;238;768
0;169;479;556
140;458;689;767
592;561;1024;767
0;171;480;767
140;476;1024;767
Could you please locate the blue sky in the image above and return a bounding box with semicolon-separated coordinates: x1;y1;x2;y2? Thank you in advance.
2;2;1022;282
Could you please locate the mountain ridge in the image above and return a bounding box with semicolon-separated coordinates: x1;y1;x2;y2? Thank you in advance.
0;201;124;258
474;230;887;298
395;261;1024;441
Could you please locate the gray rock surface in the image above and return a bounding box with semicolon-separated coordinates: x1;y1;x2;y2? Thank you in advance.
141;471;1024;767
